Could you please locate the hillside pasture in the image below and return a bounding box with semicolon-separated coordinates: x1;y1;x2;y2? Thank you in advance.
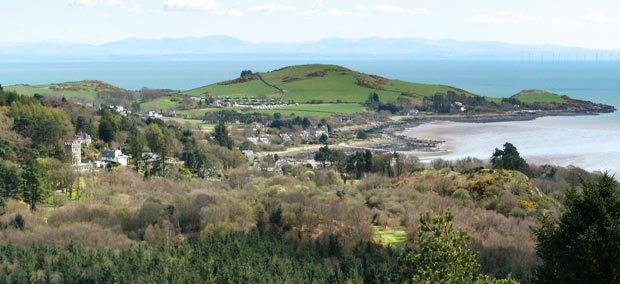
183;80;280;98
259;64;350;85
249;103;366;117
161;117;215;132
7;84;98;100
513;90;565;104
279;72;401;103
140;96;181;111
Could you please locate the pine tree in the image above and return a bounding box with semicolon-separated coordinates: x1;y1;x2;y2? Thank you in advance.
491;142;531;176
212;120;234;150
127;126;147;172
21;158;50;211
535;173;620;284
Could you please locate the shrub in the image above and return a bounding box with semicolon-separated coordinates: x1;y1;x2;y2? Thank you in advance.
452;188;470;200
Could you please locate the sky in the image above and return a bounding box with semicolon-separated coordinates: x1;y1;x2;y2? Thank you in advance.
1;0;619;49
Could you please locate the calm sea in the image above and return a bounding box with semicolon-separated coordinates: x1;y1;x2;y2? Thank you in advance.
1;60;619;173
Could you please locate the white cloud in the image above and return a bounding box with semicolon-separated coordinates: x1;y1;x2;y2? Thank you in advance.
163;0;220;11
72;0;144;14
551;18;583;28
125;4;144;14
311;0;324;10
464;14;496;24
163;0;243;16
355;5;368;12
73;0;122;7
586;13;618;24
297;1;368;17
375;5;428;15
465;12;535;24
246;3;293;13
225;9;244;16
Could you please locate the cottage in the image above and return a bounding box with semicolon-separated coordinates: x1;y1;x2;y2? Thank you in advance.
147;111;162;118
247;137;260;143
259;137;271;144
141;152;161;163
300;130;310;139
99;149;128;166
315;130;328;138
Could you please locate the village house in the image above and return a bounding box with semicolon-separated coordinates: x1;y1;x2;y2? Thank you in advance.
299;130;310;139
147;111;162;118
247;135;271;145
98;149;129;167
242;150;255;158
247;137;259;143
314;125;329;138
279;133;292;142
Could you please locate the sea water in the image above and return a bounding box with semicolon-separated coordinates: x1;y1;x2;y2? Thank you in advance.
1;60;619;174
386;61;620;175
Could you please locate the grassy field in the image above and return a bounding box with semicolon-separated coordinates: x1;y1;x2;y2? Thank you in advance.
140;96;181;111
513;90;565;104
373;226;407;246
277;72;401;103
178;104;365;118
183;64;480;104
5;80;131;101
250;103;366;117
161;117;215;132
7;83;98;100
183;80;280;98
177;107;239;117
259;64;350;84
385;80;476;97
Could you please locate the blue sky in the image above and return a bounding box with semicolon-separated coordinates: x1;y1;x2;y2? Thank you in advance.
1;0;619;49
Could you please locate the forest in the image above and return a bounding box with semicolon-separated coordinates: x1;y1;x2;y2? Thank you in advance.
0;87;618;283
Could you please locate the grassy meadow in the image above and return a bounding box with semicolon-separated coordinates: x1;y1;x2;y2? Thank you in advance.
513;90;566;104
6;83;99;100
373;226;408;246
184;64;481;104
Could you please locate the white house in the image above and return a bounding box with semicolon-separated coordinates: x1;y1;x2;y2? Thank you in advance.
99;149;128;166
315;130;328;138
147;111;162;118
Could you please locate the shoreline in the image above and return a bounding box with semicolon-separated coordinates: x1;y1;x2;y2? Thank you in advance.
361;110;607;153
372;112;619;177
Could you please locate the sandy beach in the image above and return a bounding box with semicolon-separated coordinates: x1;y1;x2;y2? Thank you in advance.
399;115;620;176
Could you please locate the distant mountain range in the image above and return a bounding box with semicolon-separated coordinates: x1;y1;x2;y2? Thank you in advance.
2;36;619;62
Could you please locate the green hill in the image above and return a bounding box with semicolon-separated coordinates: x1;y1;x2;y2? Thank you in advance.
511;90;565;104
183;64;477;104
509;89;615;113
6;65;613;116
5;80;129;101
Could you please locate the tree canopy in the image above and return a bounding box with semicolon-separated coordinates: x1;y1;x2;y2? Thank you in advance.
400;210;518;284
535;173;620;284
212;120;234;150
491;142;531;176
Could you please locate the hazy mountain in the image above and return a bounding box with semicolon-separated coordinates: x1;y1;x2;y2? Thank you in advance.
1;36;617;61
